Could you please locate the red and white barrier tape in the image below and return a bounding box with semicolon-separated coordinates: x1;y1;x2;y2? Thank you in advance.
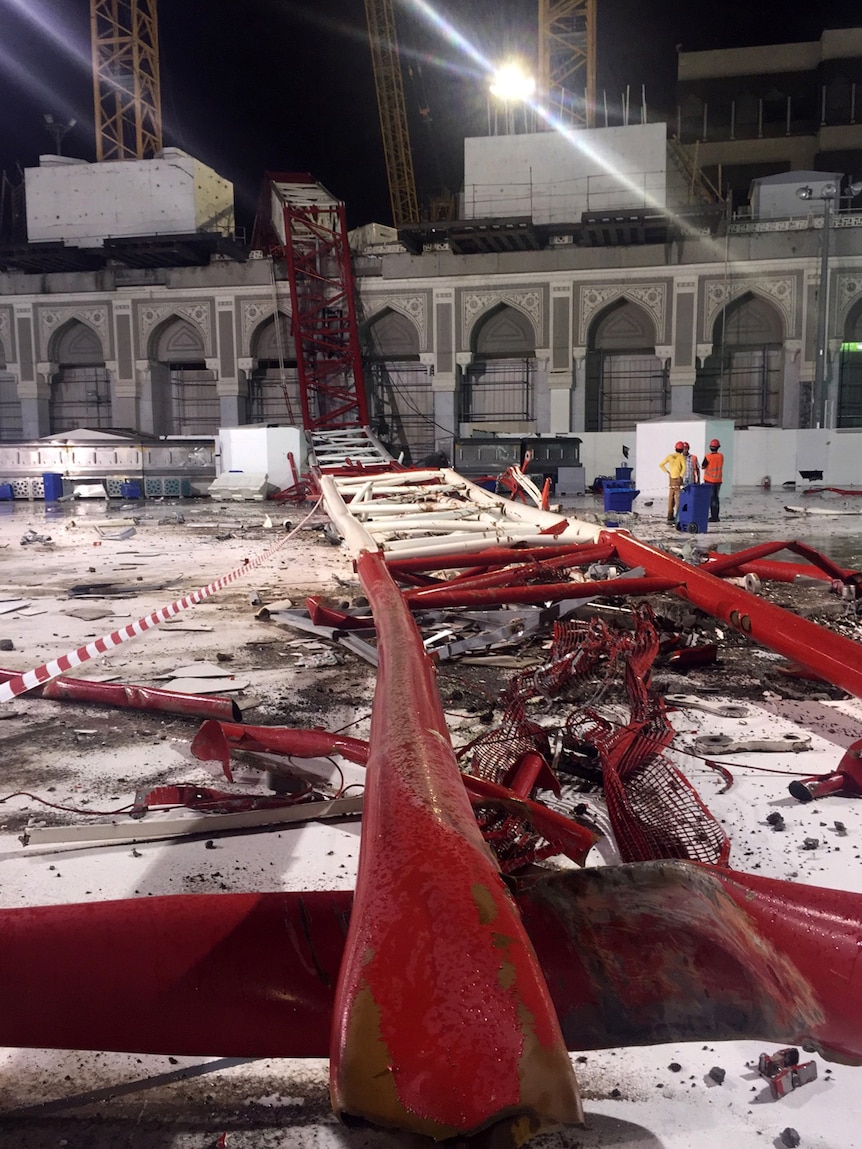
0;499;322;704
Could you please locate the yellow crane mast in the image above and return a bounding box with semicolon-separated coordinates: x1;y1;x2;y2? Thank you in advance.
538;0;596;127
364;0;420;227
90;0;163;161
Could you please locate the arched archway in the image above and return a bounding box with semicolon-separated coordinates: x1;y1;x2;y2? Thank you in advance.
584;298;667;431
0;336;20;441
462;304;536;430
149;316;217;436
364;307;431;463
838;297;862;427
247;312;299;425
49;319;111;434
694;292;784;426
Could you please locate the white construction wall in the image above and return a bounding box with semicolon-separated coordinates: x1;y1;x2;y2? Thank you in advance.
462;123;668;223
25;149;234;245
577;427;862;494
217;426;305;493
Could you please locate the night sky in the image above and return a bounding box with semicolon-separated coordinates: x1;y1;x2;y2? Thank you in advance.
1;0;861;233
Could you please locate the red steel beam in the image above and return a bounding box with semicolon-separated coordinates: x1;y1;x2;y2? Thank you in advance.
702;539;859;584
330;548;582;1139
0;669;241;721
403;545;617;594
385;543;614;577
190;722;598;865
402;575;681;610
607;532;862;699
306;576;679;628
3;861;862;1064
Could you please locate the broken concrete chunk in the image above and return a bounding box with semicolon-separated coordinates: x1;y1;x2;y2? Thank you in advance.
158;677;251;695
0;639;13;651
802;837;819;850
158;662;238;679
707;1066;725;1085
780;1130;800;1149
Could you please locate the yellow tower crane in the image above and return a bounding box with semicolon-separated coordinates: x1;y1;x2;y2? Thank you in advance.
364;0;420;227
90;0;163;161
538;0;596;128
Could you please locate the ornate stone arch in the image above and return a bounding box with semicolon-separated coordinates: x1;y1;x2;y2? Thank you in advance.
362;295;427;350
49;318;106;365
471;302;536;358
149;315;206;363
710;291;784;346
587;297;658;351
462;289;542;349
579;284;666;346
139;302;212;358
365;306;421;359
703;277;793;341
250;310;296;362
843;293;862;343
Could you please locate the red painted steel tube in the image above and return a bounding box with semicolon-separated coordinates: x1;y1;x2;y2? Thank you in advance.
465;774;597;866
384;544;608;576
702;540;858;583
4;861;862;1063
402;546;618;597
606;532;862;699
706;558;833;584
517;860;862;1064
401;575;681;610
191;719;370;768
0;669;241;721
190;722;597;864
788;740;862;802
330;549;582;1138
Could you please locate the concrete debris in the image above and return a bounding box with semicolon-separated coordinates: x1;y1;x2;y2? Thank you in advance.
694;733;812;754
0;600;30;614
20;530;52;545
0;639;13;651
780;1130;801;1148
158;677;251;694
158;662;238;679
708;1066;726;1084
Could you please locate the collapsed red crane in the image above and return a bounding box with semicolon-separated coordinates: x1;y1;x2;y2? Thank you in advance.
3;462;862;1144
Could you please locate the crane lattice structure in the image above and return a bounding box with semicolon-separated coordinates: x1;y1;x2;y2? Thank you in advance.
364;0;419;227
538;0;596;128
91;0;163;161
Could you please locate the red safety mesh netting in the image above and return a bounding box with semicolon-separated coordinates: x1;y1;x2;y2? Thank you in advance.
461;603;729;868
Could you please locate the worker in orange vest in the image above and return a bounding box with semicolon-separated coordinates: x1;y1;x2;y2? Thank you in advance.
659;440;686;523
701;438;724;522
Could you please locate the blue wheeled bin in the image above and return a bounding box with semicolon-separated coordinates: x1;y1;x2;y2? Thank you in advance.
603;482;639;515
677;483;711;533
42;472;64;501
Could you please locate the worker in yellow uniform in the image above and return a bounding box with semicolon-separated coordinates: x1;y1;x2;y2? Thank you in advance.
701;438;724;522
659;441;686;523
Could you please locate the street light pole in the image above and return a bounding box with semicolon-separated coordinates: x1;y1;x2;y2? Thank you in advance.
797;182;837;427
797;179;862;427
815;189;832;425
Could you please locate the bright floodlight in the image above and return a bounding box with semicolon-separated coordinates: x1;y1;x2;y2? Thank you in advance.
489;62;536;102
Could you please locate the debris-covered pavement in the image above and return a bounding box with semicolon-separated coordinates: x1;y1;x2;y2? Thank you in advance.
0;485;861;1148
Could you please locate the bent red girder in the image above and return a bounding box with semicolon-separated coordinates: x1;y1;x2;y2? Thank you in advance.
275;175;368;431
605;531;862;699
3;862;862;1064
189;720;598;868
329;548;582;1139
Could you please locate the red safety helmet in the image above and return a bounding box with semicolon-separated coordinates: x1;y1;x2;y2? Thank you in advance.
675;440;684;450
709;438;721;449
682;442;690;450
